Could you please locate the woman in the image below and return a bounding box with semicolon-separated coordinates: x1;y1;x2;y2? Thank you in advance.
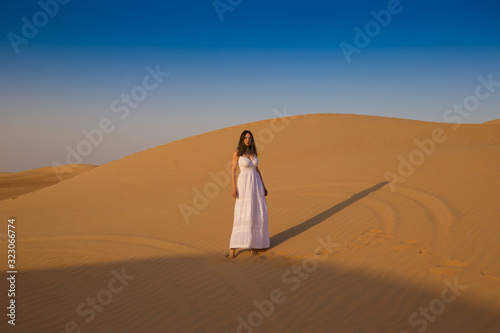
228;130;270;259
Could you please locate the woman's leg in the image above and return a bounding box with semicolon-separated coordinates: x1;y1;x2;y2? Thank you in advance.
229;248;235;259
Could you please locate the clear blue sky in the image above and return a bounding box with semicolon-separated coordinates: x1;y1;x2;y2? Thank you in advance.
1;0;499;172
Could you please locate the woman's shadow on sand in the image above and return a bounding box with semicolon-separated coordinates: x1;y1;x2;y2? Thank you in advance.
232;181;390;258
270;180;390;247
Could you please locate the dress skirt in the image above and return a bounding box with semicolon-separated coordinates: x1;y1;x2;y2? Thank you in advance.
229;155;270;249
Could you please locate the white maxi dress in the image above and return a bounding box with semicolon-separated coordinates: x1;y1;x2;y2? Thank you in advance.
229;155;270;249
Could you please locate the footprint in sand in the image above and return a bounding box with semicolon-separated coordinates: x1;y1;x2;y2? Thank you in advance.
418;249;436;256
263;250;327;267
272;258;303;267
393;239;420;251
430;259;468;275
480;270;500;281
348;229;393;249
314;247;340;257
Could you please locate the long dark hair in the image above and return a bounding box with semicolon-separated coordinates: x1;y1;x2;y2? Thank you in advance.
236;130;258;157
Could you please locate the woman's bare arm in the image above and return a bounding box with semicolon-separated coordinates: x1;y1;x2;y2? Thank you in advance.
231;150;239;198
232;150;239;188
256;166;266;189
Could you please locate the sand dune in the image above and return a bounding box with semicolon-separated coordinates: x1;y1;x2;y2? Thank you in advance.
0;164;97;201
483;118;500;125
1;113;499;332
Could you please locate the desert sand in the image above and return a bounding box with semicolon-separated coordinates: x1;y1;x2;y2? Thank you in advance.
1;113;499;332
0;164;97;201
483;119;500;125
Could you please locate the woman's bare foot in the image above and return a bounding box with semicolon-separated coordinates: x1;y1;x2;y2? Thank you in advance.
229;248;235;259
251;249;258;255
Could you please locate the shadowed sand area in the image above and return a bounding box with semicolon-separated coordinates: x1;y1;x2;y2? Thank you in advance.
1;114;499;332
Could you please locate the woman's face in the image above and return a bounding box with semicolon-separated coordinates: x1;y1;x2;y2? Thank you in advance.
244;133;252;147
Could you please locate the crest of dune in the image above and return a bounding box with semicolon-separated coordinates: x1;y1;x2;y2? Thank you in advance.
483;118;500;124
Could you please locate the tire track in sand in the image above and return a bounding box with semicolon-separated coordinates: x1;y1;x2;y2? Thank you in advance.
274;182;454;264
